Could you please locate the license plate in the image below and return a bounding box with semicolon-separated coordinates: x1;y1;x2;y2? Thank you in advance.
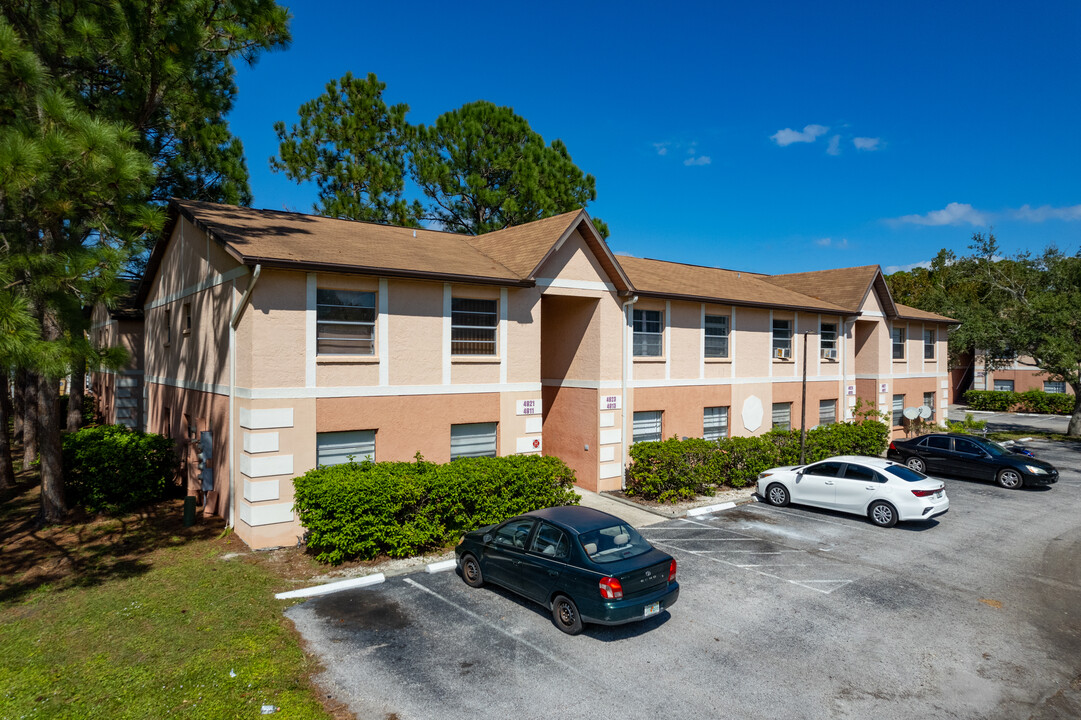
644;602;660;617
935;491;943;499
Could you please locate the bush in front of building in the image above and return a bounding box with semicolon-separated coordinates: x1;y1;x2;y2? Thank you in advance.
626;419;890;502
965;389;1074;414
964;390;1018;412
62;425;179;514
293;454;579;565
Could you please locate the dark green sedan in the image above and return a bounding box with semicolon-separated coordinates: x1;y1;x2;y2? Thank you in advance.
455;506;679;635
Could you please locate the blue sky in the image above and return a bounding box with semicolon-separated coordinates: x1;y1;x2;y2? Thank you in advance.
227;0;1080;275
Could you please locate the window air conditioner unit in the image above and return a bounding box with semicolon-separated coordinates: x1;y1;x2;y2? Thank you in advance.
774;348;791;360
821;348;837;360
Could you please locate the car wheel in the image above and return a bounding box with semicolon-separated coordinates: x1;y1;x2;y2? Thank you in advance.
460;553;484;588
552;594;584;635
996;468;1024;490
868;501;898;528
906;456;926;474
765;483;790;507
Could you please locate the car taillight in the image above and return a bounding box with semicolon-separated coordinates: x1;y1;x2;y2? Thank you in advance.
889;441;896;451
912;488;940;497
668;559;677;583
599;577;623;600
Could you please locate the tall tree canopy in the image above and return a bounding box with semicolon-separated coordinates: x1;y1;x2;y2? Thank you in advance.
272;80;608;236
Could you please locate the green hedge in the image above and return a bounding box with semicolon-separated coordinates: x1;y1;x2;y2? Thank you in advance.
292;454;579;564
625;420;890;502
965;389;1074;414
61;425;179;514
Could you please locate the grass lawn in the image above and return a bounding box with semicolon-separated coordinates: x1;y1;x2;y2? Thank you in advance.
0;469;348;720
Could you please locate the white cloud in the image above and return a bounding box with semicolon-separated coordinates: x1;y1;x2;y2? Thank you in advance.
770;124;829;147
891;202;989;227
684;155;711;166
1012;203;1081;222
815;237;849;248
653;142;669;156
852;137;881;151
883;260;933;274
826;135;841;156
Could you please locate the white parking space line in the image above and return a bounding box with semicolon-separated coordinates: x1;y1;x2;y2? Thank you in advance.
753;504;878;529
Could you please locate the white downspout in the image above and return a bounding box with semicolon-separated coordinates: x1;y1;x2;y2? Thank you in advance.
621;295;638;489
227;264;261;529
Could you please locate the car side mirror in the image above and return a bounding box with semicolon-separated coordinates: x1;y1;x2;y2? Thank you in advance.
483;534;492;544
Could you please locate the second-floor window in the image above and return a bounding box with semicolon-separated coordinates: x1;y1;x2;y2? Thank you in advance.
892;327;906;359
820;323;837;360
317;289;375;355
924;329;936;359
772;319;791;359
633;309;663;357
452;298;497;355
164;309;171;345
704;315;729;358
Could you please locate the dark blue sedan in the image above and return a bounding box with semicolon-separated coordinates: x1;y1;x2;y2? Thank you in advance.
455;506;679;635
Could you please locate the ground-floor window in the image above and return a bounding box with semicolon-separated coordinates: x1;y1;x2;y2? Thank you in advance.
633;411;663;443
892;395;905;426
703;406;728;440
1044;381;1066;394
819;399;836;426
771;402;791;430
450;422;497;459
317;430;375;466
993;379;1014;392
923;391;936;419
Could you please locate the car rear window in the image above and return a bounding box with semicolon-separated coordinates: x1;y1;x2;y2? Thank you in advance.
578;524;652;564
884;465;929;482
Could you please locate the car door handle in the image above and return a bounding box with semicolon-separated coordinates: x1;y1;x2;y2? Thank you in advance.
547;570;558;577
865;485;876;490
824;481;834;485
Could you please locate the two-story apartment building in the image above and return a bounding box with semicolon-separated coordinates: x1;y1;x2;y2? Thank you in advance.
108;199;954;549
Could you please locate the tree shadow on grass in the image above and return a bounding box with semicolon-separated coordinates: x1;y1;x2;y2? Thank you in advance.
0;471;225;606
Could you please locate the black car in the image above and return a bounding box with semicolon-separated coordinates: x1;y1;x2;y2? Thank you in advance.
886;433;1058;489
455;506;679;635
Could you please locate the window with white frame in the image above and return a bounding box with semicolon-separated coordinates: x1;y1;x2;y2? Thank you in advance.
892;394;905;426
923;392;936;420
820;322;837;360
772;402;791;430
633;411;662;443
703;406;728;440
704;315;729;358
317;289;376;355
450;422;497;459
819;399;837;426
993;379;1015;392
892;327;906;359
924;329;936;359
772;319;791;359
317;430;375;466
164;309;171;345
633;309;663;357
451;298;497;355
1044;381;1066;394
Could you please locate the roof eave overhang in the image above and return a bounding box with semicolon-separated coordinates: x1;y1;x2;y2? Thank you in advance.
525;211;635;294
238;256;532;288
631;290;850;315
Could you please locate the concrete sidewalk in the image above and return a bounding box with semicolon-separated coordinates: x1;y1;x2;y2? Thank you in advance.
573;487;670;527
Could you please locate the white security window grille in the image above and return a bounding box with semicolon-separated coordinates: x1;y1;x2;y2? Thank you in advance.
924;329;936;359
771;403;791;430
633;309;663;357
1044;381;1066;394
892;327;906;359
704;315;729;358
993;379;1015;392
772;319;791;358
820;323;837;359
450;422;497;459
703;406;728;440
317;289;376;355
451;298;497;355
923;392;935;420
892;394;905;426
317;430;375;466
819;399;837;426
633;411;662;443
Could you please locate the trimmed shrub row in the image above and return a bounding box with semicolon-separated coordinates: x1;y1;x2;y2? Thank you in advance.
292;454;579;565
625;420;890;503
61;424;179;514
965;389;1075;415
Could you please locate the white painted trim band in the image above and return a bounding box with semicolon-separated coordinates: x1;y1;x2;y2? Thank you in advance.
535;277;616;292
274;573;386;599
145;265;249;310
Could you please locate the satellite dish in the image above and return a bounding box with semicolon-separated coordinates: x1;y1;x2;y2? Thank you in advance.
903;407;920;420
918;405;932;419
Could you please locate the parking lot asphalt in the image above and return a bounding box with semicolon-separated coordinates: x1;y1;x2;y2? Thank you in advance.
948;405;1072;435
286;439;1081;720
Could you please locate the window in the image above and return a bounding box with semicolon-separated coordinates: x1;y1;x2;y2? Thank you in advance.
317;430;375;466
633;309;663;357
820;323;837;360
924;329;936;359
842;464;881;483
993;379;1015;392
771;402;791;430
892;394;904;426
183;302;192;335
805;461;843;477
892;327;906;359
450;422;497;459
923;392;935;420
317;289;375;355
704;315;729;358
164;309;172;345
530;523;569;558
452;298;497;355
494;518;535;548
925;436;950;450
703;406;728;440
772;319;791;359
954;437;984;456
633;411;662;443
1045;381;1066;394
819;399;837;426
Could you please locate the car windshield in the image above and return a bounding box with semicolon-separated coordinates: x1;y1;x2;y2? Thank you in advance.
883;465;929;482
578;524;652;564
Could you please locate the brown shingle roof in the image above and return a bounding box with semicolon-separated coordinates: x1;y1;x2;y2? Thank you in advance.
762;265;882;311
894;303;957;323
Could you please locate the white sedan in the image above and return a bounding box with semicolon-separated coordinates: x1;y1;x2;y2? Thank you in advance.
756;455;949;527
